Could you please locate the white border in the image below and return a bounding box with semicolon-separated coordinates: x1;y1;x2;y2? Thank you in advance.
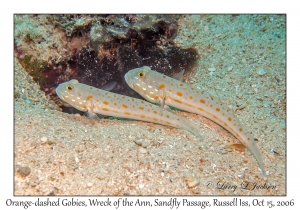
2;0;298;209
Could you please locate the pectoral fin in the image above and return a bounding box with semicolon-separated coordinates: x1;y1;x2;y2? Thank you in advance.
158;89;166;113
101;81;117;91
84;100;101;120
84;110;101;120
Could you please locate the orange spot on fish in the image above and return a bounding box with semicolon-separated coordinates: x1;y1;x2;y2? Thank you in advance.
114;102;116;106
103;101;108;105
153;118;158;121
83;105;87;109
140;115;145;118
162;76;166;78
213;115;217;119
239;128;243;132
174;99;182;103
216;107;220;111
153;110;157;114
200;99;205;104
210;104;213;107
228;117;232;121
139;106;144;110
124;112;131;115
224;123;228;126
198;108;204;111
86;95;93;100
176;92;183;96
189;96;193;99
102;108;109;111
180;84;183;86
122;104;128;108
159;84;165;89
166;115;170;118
247;137;250;141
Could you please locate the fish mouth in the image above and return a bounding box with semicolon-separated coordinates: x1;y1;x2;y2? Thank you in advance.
55;86;61;97
55;84;65;101
124;72;134;89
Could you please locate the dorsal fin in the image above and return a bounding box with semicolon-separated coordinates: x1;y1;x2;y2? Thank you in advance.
173;69;185;80
101;81;117;91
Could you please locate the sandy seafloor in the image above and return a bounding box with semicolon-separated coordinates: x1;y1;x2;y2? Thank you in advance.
14;15;286;195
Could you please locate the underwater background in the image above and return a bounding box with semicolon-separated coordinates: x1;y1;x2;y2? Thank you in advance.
14;14;286;195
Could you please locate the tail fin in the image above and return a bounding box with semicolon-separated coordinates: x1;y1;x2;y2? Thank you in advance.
249;140;265;175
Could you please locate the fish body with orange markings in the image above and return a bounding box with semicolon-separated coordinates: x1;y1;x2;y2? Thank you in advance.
125;66;265;174
56;79;202;138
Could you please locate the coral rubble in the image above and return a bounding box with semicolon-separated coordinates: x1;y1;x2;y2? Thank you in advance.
14;14;198;113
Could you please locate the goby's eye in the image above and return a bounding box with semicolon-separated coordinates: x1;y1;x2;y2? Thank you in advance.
138;71;145;78
66;85;73;91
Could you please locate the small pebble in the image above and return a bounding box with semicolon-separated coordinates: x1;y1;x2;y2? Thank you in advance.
208;67;216;72
47;139;55;145
184;177;200;188
139;147;147;154
237;172;245;179
28;182;37;187
258;68;267;76
227;66;233;71
18;166;31;177
87;182;93;187
139;184;144;189
75;157;79;163
266;171;270;176
189;78;196;84
267;154;276;161
134;139;143;147
251;84;259;93
40;136;47;143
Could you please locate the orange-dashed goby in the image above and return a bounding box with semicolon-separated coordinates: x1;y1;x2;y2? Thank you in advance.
125;66;265;174
56;79;202;138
